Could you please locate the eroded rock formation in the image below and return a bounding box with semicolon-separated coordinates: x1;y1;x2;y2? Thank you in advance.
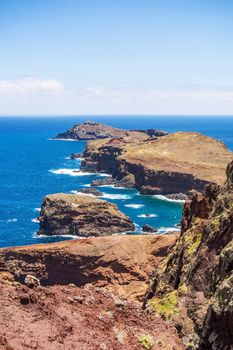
38;193;135;237
0;234;177;301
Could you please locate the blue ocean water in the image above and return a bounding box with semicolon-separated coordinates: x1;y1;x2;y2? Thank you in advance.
1;115;233;248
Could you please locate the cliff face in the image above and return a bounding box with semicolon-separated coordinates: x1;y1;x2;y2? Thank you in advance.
0;234;177;301
81;132;233;195
38;194;135;237
0;234;184;349
144;161;233;350
55;120;168;141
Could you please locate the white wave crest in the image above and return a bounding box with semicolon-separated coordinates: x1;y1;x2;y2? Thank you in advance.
34;208;41;212
7;218;17;223
157;227;181;233
48;138;77;142
99;173;111;177
49;168;96;176
101;193;132;200
32;218;40;223
71;191;96;198
96;184;126;189
154;195;185;204
137;214;158;218
33;232;86;240
124;204;144;209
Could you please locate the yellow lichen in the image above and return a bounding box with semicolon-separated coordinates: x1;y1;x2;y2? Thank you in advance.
149;291;179;320
178;283;188;296
138;334;154;350
186;232;202;255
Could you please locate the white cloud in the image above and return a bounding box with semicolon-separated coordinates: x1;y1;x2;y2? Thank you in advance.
84;86;233;102
0;77;64;95
0;81;233;115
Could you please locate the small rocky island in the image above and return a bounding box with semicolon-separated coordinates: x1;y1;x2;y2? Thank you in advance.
38;193;135;237
55;120;168;141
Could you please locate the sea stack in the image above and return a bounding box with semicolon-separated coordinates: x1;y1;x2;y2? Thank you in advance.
38;193;135;237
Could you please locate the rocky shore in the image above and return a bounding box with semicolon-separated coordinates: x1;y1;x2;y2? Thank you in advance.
38;193;135;237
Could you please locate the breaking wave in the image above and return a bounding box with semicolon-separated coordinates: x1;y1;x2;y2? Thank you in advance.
124;204;144;209
137;214;158;218
154;195;185;204
101;193;132;200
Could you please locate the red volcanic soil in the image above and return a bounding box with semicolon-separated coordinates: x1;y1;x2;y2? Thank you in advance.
0;278;184;350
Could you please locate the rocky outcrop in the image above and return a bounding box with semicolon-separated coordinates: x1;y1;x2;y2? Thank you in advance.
143;161;233;349
142;225;158;233
81;132;233;195
55;120;168;141
78;187;103;196
0;234;177;301
38;193;135;237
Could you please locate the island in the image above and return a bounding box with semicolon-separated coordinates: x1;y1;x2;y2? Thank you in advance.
38;193;135;237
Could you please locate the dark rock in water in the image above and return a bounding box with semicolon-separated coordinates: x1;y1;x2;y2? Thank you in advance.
140;186;162;195
38;193;135;237
70;152;83;160
91;177;116;187
78;188;103;197
142;225;158;233
90;176;135;188
165;193;188;201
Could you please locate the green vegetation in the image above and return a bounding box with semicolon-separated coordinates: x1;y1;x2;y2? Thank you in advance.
150;291;179;320
138;334;154;349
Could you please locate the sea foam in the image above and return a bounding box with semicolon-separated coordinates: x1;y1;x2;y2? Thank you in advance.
154;195;185;204
71;190;96;198
49;168;96;176
32;218;40;223
137;214;158;218
157;227;181;233
124;204;144;209
101;193;132;200
7;218;17;223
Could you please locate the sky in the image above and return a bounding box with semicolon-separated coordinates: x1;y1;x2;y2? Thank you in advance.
0;0;233;115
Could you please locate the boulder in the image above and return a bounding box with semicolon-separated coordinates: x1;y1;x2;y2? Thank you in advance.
142;225;158;233
78;188;103;197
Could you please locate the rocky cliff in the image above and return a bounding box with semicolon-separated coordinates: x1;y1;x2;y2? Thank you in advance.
55;120;168;141
38;193;135;237
0;234;177;301
143;161;233;350
81;132;233;195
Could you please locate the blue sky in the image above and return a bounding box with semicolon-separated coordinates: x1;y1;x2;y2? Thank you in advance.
0;0;233;115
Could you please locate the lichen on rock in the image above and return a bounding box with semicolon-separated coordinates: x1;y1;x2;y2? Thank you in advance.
143;161;233;350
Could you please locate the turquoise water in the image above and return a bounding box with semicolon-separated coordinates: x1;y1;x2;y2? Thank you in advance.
1;116;233;248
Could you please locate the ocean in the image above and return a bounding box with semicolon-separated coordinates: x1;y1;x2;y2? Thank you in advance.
1;115;233;248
